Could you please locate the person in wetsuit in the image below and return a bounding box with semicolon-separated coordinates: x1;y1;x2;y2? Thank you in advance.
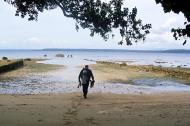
78;65;95;99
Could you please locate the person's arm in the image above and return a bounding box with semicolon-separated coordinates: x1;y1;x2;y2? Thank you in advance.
89;70;95;88
90;70;94;81
78;69;83;84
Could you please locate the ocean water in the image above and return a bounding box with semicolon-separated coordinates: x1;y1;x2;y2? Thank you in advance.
0;49;190;67
0;49;190;94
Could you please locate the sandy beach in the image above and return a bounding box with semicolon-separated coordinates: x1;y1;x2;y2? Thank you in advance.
1;59;190;126
0;92;190;126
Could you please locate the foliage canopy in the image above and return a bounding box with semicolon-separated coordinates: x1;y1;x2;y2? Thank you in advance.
156;0;190;44
5;0;189;45
4;0;152;45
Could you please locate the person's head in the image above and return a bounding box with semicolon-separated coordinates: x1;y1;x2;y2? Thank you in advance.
84;65;89;69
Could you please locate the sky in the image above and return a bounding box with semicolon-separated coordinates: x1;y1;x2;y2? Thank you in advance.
0;0;190;50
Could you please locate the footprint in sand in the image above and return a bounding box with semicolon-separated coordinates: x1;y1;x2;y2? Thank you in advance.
64;121;73;125
37;119;43;122
85;117;98;125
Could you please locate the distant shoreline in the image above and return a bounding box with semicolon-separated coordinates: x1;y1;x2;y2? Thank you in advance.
0;48;190;53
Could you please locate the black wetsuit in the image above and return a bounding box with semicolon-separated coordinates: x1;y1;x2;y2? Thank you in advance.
78;68;94;98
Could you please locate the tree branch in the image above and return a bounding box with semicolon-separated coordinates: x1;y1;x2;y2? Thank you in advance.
53;0;73;18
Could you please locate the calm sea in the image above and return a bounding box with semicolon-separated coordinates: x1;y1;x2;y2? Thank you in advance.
0;49;190;67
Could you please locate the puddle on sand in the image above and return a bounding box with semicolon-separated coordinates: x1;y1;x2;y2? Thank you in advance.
91;78;190;94
129;78;190;93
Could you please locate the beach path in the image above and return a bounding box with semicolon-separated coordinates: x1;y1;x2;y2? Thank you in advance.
0;93;190;126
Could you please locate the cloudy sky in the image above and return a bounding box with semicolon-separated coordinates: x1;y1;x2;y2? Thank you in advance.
0;0;189;50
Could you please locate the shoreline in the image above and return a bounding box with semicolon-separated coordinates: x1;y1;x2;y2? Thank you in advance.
1;58;190;94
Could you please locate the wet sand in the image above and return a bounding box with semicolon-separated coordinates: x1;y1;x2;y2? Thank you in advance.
0;92;190;126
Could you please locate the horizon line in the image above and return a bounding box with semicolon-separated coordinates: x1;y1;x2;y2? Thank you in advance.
0;48;190;51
